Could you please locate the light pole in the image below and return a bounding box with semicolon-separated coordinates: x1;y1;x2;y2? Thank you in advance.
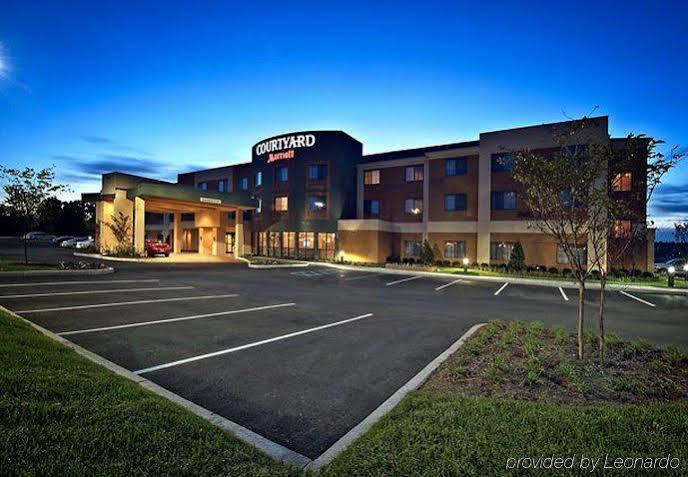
462;256;469;273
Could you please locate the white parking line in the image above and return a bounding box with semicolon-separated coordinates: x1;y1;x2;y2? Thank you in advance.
14;294;239;314
134;312;374;375
0;286;192;299
58;303;297;336
385;275;422;286
558;287;569;301
494;282;509;295
435;278;464;291
345;273;385;281
619;290;656;308
0;279;159;288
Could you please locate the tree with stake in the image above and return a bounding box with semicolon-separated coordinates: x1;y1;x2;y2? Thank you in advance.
508;242;526;271
0;166;68;265
421;239;434;265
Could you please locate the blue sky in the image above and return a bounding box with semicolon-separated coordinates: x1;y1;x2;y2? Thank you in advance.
1;0;687;233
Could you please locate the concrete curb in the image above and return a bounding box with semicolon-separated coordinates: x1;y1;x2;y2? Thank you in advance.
0;305;312;469
74;252;151;263
310;262;688;295
0;267;114;277
306;322;487;470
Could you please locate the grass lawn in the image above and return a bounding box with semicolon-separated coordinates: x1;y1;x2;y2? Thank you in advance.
0;309;299;476
0;257;55;272
3;309;687;475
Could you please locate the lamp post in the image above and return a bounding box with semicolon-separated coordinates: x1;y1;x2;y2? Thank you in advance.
683;263;688;282
462;256;469;273
668;266;676;288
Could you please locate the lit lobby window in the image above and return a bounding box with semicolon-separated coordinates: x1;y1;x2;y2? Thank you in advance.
274;196;288;212
612;172;632;192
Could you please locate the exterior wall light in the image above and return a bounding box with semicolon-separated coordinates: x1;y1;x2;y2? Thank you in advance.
462;256;469;272
668;265;676;288
314;201;325;209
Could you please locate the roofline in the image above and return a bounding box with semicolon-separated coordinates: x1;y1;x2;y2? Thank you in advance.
363;140;480;160
177;161;252;177
104;171;174;185
252;130;362;147
479;115;610;136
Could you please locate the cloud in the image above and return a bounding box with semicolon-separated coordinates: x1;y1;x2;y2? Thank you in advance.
57;153;178;184
650;179;688;218
78;135;152;156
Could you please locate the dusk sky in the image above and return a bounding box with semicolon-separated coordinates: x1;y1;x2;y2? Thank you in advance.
1;1;686;232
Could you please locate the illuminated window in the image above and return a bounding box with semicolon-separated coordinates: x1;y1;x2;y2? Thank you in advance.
444;241;466;259
557;245;587;264
274;196;288;212
445;158;467;176
275;166;288;182
405;165;424;182
268;232;281;257
318;233;336;259
255;171;262;187
282;232;295;257
307;195;327;212
364;170;380;185
404;198;423;214
444;193;467;211
491;191;516;210
308;164;327;181
613;220;632;238
364;199;380;216
491;152;514;172
239;177;249;190
612;172;632;192
298;232;315;259
490;242;514;261
404;240;422;257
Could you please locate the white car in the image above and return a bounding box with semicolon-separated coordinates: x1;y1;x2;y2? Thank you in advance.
654;258;687;276
52;235;74;245
23;231;55;241
75;238;94;249
60;236;90;248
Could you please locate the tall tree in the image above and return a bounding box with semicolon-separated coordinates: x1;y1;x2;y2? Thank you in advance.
0;166;69;264
675;220;688;260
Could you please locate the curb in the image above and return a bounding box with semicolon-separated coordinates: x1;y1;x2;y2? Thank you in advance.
74;252;248;267
0;267;114;277
309;262;688;295
306;322;487;470
236;256;310;269
0;305;311;469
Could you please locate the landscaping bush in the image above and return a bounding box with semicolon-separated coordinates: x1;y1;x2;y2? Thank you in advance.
562;268;572;276
641;271;655;279
508;242;526;271
442;260;450;267
407;258;415;265
590;269;601;280
480;262;489;269
420;240;434;265
548;266;558;274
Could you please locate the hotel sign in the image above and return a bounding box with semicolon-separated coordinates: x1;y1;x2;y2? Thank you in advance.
200;197;222;204
255;134;316;163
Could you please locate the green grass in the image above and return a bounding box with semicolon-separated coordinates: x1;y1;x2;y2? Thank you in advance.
0;257;55;271
0;310;299;476
323;392;688;476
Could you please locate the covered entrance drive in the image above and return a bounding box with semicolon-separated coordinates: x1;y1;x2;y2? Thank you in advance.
87;173;257;260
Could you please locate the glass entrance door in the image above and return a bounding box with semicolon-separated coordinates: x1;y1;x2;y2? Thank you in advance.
225;232;235;254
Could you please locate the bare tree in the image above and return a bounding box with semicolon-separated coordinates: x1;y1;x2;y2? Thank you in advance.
675;220;688;260
0;166;68;264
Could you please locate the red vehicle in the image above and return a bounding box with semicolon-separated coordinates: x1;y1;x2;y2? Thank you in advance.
145;239;171;257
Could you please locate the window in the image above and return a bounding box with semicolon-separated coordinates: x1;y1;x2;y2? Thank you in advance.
239;177;249;191
298;232;315;259
405;165;424;182
227;211;236;221
282;232;295;257
444;241;466;259
308;164;327;181
255;171;262;187
404;240;422;257
181;213;194;222
275;166;288;182
490;242;514;261
404;198;423;214
268;231;282;257
198;182;208;190
364;199;380;216
444;193;467;211
613;220;632;238
218;179;229;193
491;191;516;210
612;172;632;192
445;157;467;176
256;198;262;214
274;196;288;212
557;245;587;264
307;195;327;212
318;233;336;259
491;152;514;172
364;169;380;185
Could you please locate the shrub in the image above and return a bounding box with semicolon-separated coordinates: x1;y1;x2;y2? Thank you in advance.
604;332;622;346
548;266;558;274
407;258;415;265
480;262;489;269
508;242;526;271
435;260;444;266
552;326;569;345
641;271;655;279
562;268;572;276
526;266;535;273
420;240;434;265
442;260;450;267
665;345;688;366
590;269;601;280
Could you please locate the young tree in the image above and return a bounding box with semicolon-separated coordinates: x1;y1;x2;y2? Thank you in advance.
420;239;434;265
512;118;607;360
675;220;688;260
0;166;68;264
587;136;683;361
508;242;526;271
103;211;133;256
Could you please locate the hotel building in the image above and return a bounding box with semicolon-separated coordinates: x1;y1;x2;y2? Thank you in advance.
86;116;654;271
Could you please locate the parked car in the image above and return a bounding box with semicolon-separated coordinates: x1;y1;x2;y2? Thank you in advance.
60;236;90;248
52;235;74;245
75;238;94;249
22;231;55;241
145;239;171;257
655;258;688;276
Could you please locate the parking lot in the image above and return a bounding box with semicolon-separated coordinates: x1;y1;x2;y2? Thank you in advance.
1;259;687;464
